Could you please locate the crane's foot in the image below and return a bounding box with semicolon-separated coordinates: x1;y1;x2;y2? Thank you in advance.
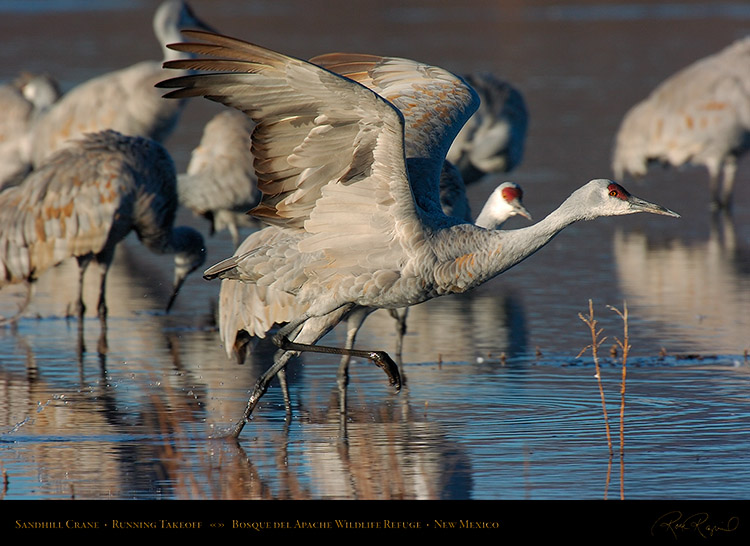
366;350;401;392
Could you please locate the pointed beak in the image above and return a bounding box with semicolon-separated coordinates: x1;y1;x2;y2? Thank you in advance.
629;195;681;218
513;202;533;221
165;276;186;313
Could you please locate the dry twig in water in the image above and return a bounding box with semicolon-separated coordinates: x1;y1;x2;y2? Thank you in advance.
608;302;630;500
578;299;612;456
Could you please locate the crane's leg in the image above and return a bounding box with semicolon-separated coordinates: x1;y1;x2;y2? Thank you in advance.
231;313;402;438
0;283;33;325
92;252;114;355
273;320;401;392
231;347;296;438
73;254;94;319
95;262;110;321
336;307;372;414
389;307;409;364
276;367;293;416
231;321;306;436
228;222;240;249
719;158;738;210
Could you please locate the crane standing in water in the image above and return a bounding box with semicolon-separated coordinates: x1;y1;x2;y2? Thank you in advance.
158;31;679;437
612;36;750;210
0;130;206;324
214;53;532;409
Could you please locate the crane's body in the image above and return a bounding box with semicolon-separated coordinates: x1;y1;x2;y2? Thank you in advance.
445;71;528;184
0;130;206;322
612;36;750;209
158;31;679;436
178;109;260;246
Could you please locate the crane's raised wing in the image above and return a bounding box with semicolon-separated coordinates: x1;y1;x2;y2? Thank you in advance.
158;31;450;281
158;31;417;231
308;52;479;162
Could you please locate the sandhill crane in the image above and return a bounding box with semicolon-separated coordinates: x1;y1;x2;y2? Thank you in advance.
444;72;528;185
178;109;260;247
0;72;60;189
218;179;530;371
25;0;214;170
307;53;533;364
0;130;206;324
211;55;531;392
612;36;750;210
158;31;679;436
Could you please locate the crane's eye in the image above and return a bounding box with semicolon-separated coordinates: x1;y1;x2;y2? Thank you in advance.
607;182;630;200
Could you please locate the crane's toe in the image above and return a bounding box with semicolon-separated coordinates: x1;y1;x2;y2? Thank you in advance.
368;350;402;392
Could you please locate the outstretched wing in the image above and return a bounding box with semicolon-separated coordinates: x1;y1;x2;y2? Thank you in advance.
158;31;439;283
309;52;479;162
158;31;417;231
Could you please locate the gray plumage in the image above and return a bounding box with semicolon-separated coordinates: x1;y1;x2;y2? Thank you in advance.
368;178;533;369
178;109;260;247
0;72;61;189
26;0;213;169
0;130;206;322
157;31;679;436
612;35;750;209
445;71;528;184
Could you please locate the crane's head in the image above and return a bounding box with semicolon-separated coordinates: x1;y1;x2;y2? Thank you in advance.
477;182;532;229
576;179;680;220
166;226;207;313
497;182;532;220
155;0;217;61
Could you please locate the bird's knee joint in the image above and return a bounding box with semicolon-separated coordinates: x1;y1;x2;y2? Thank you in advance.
272;332;290;350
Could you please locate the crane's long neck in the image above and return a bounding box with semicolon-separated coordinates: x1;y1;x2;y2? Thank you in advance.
490;200;582;273
432;194;589;294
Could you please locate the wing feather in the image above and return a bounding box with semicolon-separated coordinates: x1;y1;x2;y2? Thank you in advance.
310;52;479;161
158;30;422;278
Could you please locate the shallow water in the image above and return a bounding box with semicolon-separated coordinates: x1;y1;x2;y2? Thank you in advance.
1;0;750;505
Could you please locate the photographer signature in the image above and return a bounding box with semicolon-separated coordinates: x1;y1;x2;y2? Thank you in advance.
651;511;739;539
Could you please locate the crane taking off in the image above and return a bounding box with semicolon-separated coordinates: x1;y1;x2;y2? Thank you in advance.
612;36;750;210
0;130;206;323
158;31;679;437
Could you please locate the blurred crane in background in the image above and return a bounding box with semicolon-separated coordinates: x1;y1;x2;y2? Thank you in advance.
445;71;528;185
178;109;260;247
0;130;206;326
21;0;215;171
612;36;750;210
0;72;60;189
